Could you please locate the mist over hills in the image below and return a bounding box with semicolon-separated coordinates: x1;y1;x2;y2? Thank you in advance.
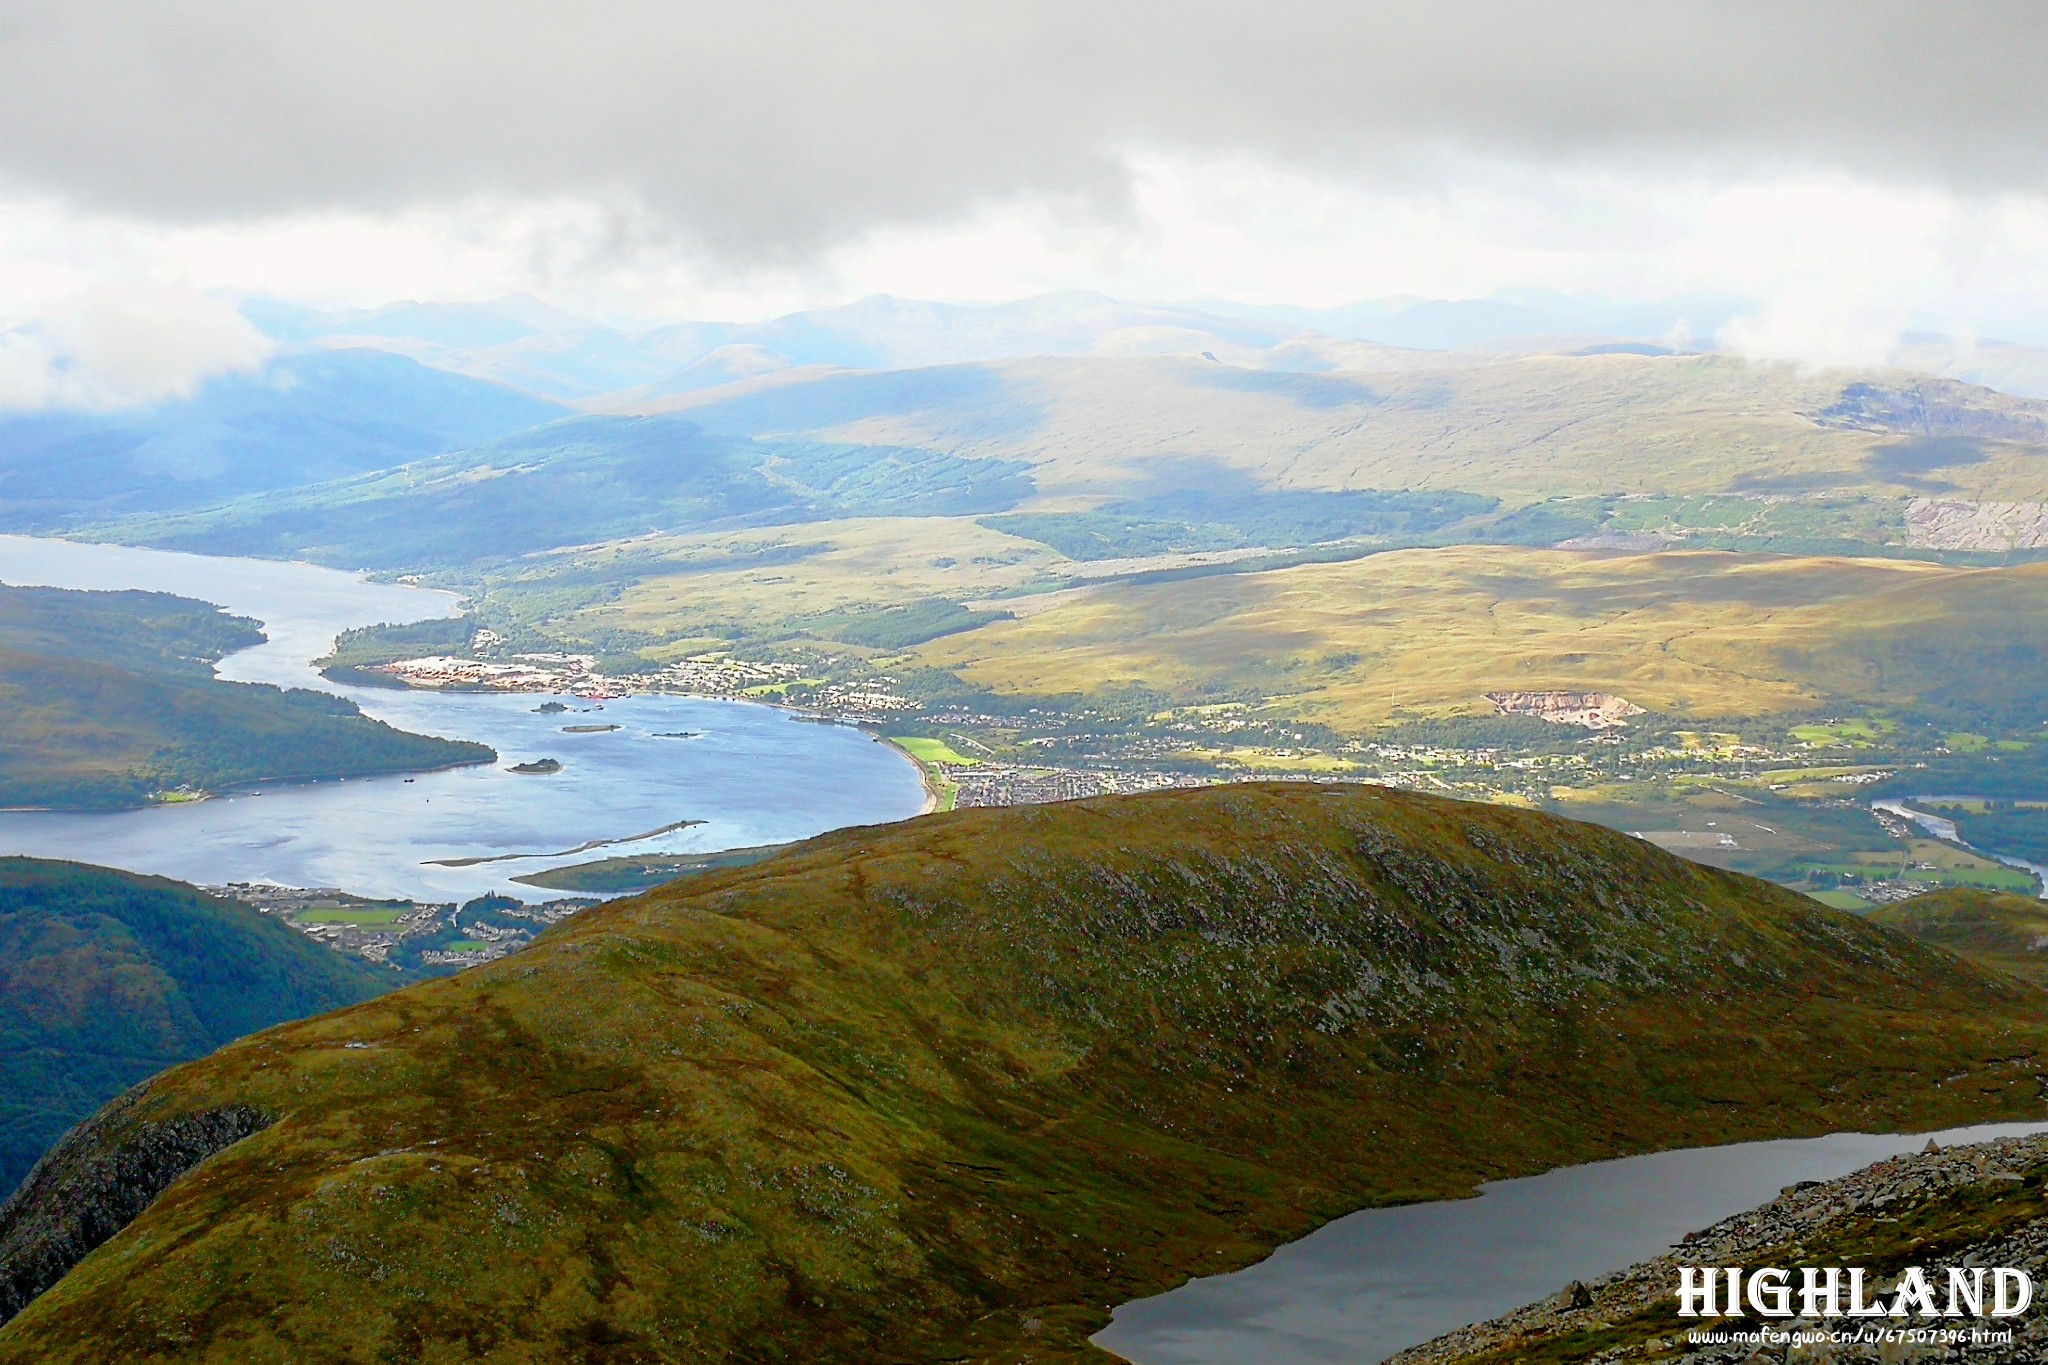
0;349;566;531
239;291;1318;402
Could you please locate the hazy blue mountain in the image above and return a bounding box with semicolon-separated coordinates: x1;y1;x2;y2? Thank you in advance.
242;292;1320;401
234;290;1777;411
0;349;568;530
638;290;1298;371
623;343;795;401
241;297;672;400
109;414;1034;568
1197;289;1755;351
241;295;587;349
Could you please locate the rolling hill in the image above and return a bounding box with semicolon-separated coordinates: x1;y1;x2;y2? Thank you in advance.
1868;888;2048;985
99;414;1035;569
2;783;2044;1361
651;351;2048;508
0;859;397;1199
96;349;2048;580
0;583;490;808
910;546;2048;728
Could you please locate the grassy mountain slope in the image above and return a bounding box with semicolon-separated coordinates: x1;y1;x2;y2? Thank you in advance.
4;784;2047;1362
659;352;2048;504
94;351;2048;574
0;350;567;530
0;584;490;808
103;414;1033;569
0;859;397;1197
910;546;2048;727
1868;888;2048;985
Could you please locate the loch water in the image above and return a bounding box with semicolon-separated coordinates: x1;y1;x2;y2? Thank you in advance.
0;535;928;900
1096;1120;2048;1365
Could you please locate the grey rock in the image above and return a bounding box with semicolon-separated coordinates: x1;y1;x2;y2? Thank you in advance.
0;1080;272;1326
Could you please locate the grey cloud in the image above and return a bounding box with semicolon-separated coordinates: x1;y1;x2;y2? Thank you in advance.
2;1;2046;258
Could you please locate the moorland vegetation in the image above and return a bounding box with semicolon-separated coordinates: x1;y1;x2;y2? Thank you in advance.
3;785;2047;1361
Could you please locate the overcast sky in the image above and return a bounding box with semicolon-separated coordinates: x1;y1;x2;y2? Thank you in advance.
7;1;2048;402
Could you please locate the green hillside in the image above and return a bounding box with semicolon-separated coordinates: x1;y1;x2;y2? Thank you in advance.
1869;887;2048;985
96;352;2048;577
4;784;2046;1361
0;859;397;1198
102;415;1032;569
0;584;491;808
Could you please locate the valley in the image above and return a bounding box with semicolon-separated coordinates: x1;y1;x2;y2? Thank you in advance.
23;11;2048;1360
5;784;2047;1361
11;295;2048;1360
62;323;2048;909
0;536;926;901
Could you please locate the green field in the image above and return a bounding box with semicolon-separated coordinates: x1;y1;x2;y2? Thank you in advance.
293;908;404;926
887;735;976;765
1790;717;1897;746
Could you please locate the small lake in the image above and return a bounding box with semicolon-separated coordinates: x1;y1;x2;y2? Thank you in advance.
0;535;928;900
1095;1120;2048;1365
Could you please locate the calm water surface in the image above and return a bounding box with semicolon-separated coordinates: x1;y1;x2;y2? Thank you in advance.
0;535;927;899
1096;1120;2048;1365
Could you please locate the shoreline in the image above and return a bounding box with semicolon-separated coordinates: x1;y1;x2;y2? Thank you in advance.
0;751;500;817
337;662;948;816
876;735;945;815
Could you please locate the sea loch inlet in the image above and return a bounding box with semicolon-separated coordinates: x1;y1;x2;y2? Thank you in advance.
0;536;927;899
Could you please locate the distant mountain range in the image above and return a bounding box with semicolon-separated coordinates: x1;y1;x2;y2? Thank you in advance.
0;349;566;530
94;347;2048;574
232;289;2048;413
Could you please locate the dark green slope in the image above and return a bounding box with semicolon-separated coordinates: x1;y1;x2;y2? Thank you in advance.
0;859;397;1197
3;784;2047;1363
0;583;490;808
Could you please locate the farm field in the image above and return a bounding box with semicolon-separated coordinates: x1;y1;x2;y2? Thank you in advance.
293;906;405;926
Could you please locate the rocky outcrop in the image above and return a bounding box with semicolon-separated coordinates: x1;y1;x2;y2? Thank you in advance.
1486;690;1646;729
1906;498;2048;551
1812;381;2048;443
0;1083;272;1326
